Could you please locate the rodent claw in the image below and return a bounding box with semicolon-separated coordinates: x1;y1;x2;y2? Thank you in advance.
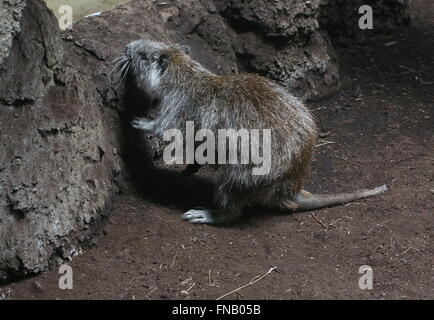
131;118;154;131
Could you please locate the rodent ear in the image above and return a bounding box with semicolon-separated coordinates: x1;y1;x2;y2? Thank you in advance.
158;53;171;71
180;45;191;55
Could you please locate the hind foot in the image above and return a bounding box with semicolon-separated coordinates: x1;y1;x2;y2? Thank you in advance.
182;209;216;224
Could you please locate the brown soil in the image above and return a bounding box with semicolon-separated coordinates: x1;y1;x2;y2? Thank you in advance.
1;0;433;300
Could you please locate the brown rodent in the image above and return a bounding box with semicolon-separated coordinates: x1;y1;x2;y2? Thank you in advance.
112;39;387;225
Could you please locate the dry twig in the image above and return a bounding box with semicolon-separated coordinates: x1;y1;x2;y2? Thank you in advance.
216;267;277;300
315;140;336;148
310;213;327;229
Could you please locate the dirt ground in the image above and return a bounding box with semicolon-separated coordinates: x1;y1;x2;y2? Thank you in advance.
1;0;432;300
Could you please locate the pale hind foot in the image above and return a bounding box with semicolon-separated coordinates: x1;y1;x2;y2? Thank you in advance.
182;209;216;224
182;208;243;225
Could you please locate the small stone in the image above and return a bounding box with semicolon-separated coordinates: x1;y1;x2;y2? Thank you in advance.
318;130;331;138
33;281;43;291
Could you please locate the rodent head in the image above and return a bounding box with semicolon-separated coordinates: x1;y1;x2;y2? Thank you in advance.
111;39;191;98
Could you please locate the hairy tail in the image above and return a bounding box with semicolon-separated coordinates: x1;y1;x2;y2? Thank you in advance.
285;185;387;211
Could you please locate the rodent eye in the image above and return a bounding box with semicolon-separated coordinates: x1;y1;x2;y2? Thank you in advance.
139;52;148;60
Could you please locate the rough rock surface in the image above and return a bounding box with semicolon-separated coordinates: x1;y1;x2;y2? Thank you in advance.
0;0;122;280
0;0;409;280
0;0;25;65
0;0;63;105
212;0;340;99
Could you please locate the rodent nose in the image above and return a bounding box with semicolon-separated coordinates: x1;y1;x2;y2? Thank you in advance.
124;46;132;58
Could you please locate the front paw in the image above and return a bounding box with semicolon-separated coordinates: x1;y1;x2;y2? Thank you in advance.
131;118;155;131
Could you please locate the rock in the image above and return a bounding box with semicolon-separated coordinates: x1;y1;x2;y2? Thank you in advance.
0;0;122;280
0;0;62;105
318;129;331;138
0;0;26;65
178;0;340;99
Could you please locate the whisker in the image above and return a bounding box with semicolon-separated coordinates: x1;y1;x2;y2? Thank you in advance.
119;60;130;77
110;56;128;66
110;57;131;89
120;63;131;85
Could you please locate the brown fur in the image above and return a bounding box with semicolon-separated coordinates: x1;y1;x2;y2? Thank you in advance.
113;40;387;225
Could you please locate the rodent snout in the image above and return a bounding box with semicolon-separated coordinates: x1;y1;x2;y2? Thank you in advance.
124;46;132;58
124;42;137;58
